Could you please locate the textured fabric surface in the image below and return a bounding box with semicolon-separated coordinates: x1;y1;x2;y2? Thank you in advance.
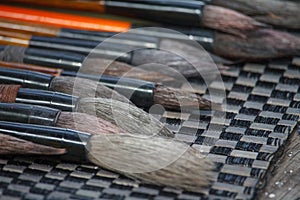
0;59;299;199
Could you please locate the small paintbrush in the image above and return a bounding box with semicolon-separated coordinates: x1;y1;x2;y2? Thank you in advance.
0;120;216;193
0;1;266;37
0;84;174;137
0;67;213;110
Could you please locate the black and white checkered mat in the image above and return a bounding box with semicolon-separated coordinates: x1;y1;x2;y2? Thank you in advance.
0;58;299;200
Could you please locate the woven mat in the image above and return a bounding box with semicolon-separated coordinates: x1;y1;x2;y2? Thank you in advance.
0;58;300;200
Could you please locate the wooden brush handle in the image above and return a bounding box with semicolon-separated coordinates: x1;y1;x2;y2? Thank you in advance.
0;5;131;32
0;61;62;77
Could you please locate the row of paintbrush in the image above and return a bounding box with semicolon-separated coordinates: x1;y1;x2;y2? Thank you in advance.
0;63;217;193
0;0;299;194
0;3;298;61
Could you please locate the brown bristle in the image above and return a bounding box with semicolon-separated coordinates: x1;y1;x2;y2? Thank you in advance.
214;29;300;60
0;84;20;103
88;134;216;193
202;5;267;37
57;112;124;135
83;58;175;82
50;76;130;103
153;85;212;110
212;0;300;30
0;134;66;155
131;39;222;80
77;98;174;138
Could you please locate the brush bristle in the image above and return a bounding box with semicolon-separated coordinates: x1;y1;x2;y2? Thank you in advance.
212;0;300;29
154;85;212;110
77;98;174;138
214;29;300;60
56;112;124;135
83;58;175;82
202;5;267;37
131;39;221;80
50;76;130;103
0;134;66;155
88;134;216;193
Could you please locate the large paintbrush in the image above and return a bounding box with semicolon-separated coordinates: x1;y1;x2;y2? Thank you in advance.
0;103;125;135
0;67;213;110
0;84;174;137
0;2;266;36
0;121;216;193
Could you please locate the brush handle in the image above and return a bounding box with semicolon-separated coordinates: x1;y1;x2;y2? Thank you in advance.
28;36;132;63
0;45;85;71
0;103;60;126
16;88;78;112
62;71;155;107
0;121;90;162
0;67;53;90
105;0;206;26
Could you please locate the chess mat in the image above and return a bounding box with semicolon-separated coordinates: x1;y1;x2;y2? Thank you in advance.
0;58;300;200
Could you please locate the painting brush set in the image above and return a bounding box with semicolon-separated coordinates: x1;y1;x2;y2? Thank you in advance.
0;0;299;194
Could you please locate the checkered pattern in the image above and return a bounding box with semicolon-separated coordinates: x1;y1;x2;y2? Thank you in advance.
0;58;299;199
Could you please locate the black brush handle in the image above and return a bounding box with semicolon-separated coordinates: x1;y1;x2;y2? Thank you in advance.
0;67;53;90
59;29;159;49
0;103;60;126
16;88;78;112
105;0;206;26
0;121;90;162
28;36;132;63
131;27;215;52
62;71;155;107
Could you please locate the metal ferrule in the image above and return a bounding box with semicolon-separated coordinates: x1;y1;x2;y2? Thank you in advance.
0;121;91;162
61;71;155;108
0;103;60;126
16;88;79;112
0;67;53;90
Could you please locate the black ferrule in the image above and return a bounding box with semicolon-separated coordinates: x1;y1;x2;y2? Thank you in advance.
0;67;53;90
0;103;60;126
0;121;90;162
28;37;132;63
62;71;155;108
0;45;5;51
16;88;78;112
24;48;84;71
105;0;206;26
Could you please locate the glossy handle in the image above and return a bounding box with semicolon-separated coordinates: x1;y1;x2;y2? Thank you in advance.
0;121;90;161
105;0;205;26
16;88;78;112
0;103;60;126
0;67;53;90
62;71;155;107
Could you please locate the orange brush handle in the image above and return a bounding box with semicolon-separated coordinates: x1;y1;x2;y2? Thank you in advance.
0;5;131;32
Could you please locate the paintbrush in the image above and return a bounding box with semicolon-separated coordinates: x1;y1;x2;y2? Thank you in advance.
0;31;226;79
0;1;266;37
0;121;216;193
0;84;174;137
209;0;300;30
0;67;213;110
0;103;125;135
